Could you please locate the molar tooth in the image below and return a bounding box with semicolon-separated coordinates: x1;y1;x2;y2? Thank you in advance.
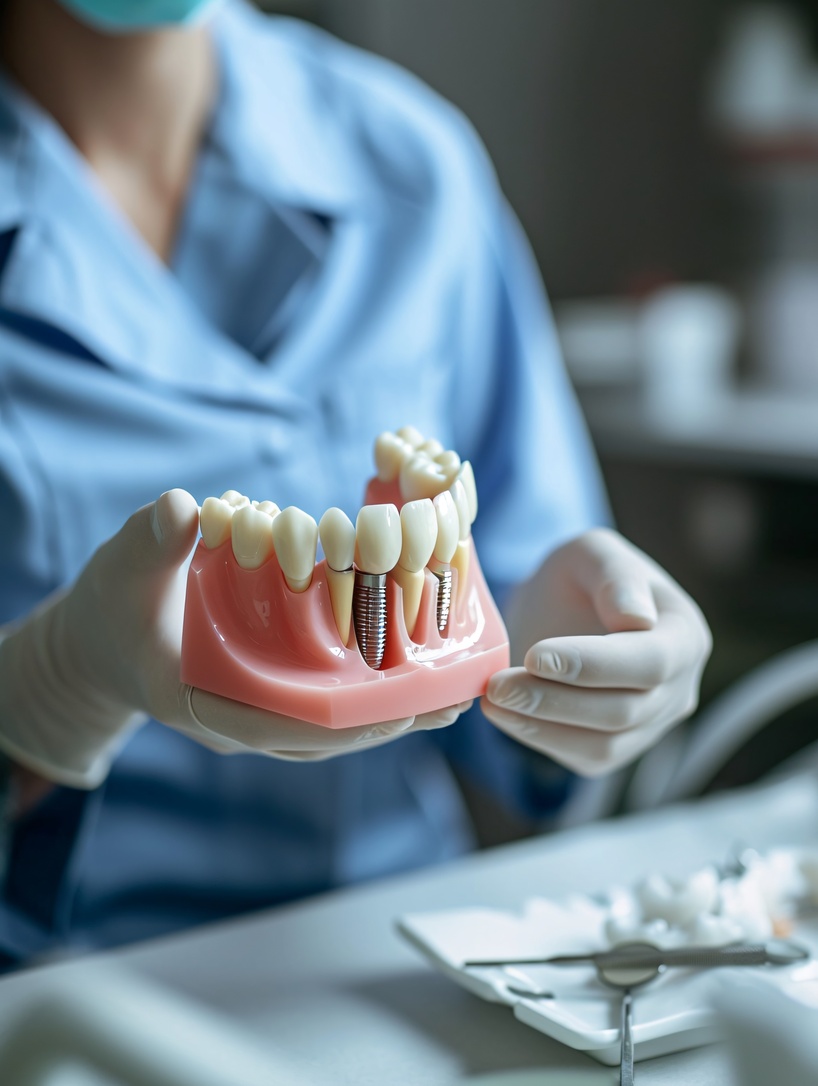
392;499;437;638
220;489;250;510
396;425;425;449
252;500;281;518
272;506;319;592
319;507;356;645
200;496;235;549
434;449;462;480
353;504;402;670
456;461;478;524
418;438;444;457
354;504;402;575
429;490;459;632
231;505;275;570
399;453;450;501
373;432;413;483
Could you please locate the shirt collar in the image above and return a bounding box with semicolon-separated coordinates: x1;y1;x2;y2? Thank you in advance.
0;4;364;394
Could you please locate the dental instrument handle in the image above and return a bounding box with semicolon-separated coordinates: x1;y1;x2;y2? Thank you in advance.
620;990;634;1086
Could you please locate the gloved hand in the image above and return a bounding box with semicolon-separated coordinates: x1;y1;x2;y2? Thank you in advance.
0;490;467;790
482;528;711;776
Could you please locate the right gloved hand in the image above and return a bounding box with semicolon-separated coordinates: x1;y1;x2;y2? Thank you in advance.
0;489;467;789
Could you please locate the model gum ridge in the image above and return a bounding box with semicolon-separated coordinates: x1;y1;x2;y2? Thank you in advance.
181;427;510;727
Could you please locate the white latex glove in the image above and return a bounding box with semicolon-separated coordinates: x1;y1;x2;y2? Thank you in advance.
482;528;711;776
0;490;467;790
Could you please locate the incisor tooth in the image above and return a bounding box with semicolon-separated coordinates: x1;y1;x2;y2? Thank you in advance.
220;490;250;510
429;491;458;632
200;496;235;549
232;505;275;570
392;499;437;638
431;491;458;565
457;461;478;523
319;507;355;571
354;504;402;574
272;506;318;592
396;425;424;449
398;499;437;572
399;453;450;501
448;479;471;603
373;432;413;483
319;507;355;645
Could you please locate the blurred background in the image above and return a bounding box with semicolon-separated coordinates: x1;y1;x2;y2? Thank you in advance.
259;0;818;819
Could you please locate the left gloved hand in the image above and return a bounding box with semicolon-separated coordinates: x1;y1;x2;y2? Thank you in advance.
481;528;711;776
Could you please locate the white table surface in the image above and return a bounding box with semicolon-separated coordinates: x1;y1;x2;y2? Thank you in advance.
2;772;817;1085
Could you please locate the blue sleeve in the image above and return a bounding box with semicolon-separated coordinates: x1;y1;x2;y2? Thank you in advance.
436;168;612;820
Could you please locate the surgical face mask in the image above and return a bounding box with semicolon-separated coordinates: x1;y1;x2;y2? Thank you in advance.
59;0;224;32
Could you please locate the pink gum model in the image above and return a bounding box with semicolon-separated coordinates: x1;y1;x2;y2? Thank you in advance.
180;478;509;727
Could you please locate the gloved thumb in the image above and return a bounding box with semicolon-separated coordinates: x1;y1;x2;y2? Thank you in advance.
589;553;658;633
101;489;200;577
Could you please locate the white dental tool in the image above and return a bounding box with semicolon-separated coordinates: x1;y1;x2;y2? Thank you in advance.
319;507;356;645
353;504;402;669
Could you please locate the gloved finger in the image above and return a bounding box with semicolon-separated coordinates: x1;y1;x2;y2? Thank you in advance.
97;489;200;577
565;529;659;632
486;668;666;732
480;696;682;777
264;701;471;759
188;687;417;752
414;700;473;729
522;611;701;691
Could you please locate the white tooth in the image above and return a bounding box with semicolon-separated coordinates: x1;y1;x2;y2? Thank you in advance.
252;500;280;518
456;461;478;523
373;432;413;483
200;496;235;549
231;505;275;570
398;499;437;573
449;478;471;542
272;506;319;592
431;491;458;564
319;507;355;571
355;504;402;574
448;479;471;604
319;508;356;645
434;449;461;480
396;425;425;449
399;453;450;501
220;489;250;510
393;499;437;638
418;438;444;457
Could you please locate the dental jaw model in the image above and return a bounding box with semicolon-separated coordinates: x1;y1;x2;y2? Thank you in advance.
181;428;509;727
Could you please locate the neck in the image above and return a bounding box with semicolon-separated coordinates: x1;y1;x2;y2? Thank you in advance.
0;0;216;255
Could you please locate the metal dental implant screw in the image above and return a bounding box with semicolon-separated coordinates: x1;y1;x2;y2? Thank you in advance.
432;568;452;633
353;571;387;669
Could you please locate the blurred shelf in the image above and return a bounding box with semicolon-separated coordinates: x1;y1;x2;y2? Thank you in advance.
580;386;818;479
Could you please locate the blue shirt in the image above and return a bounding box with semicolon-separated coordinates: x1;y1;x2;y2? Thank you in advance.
0;1;608;961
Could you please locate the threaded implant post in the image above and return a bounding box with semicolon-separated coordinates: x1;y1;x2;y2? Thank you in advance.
432;568;452;633
353;571;387;669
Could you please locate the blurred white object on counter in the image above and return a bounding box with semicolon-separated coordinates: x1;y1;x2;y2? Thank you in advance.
637;284;742;429
708;5;817;137
751;262;818;393
553;298;641;384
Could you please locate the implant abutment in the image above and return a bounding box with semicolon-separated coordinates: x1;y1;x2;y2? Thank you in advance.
353;570;388;670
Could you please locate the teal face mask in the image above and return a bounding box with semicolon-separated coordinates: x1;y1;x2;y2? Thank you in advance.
60;0;223;31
